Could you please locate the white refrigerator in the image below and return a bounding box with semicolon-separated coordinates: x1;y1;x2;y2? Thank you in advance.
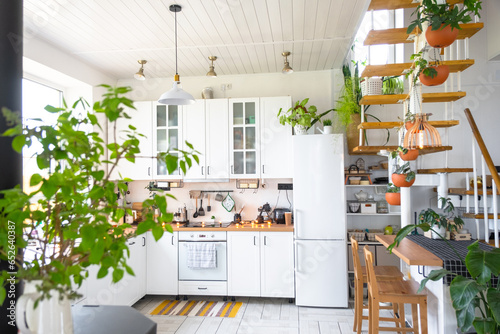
293;134;348;307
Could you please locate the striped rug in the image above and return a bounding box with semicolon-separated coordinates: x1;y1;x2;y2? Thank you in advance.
150;299;244;318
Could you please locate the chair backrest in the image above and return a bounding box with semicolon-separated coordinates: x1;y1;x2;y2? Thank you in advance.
363;245;379;299
351;236;363;283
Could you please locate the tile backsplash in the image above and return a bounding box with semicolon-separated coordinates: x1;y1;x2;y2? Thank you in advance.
126;179;293;223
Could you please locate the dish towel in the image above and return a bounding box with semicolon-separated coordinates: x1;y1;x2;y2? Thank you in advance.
186;242;217;269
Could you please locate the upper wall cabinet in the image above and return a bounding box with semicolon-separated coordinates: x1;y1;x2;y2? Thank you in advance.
182;99;230;181
229;98;260;178
107;101;153;180
153;102;183;179
259;96;292;179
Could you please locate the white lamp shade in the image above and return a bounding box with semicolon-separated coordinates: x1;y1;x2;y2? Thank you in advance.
158;81;195;105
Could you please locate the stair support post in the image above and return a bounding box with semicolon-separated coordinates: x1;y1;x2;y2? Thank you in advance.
437;173;449;208
481;157;489;243
401;187;412;228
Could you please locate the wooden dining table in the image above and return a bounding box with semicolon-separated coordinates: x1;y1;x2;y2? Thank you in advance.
375;234;443;267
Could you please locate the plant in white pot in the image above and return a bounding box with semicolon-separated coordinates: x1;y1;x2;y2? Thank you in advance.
277;98;333;135
0;85;198;333
319;119;333;134
418;197;464;239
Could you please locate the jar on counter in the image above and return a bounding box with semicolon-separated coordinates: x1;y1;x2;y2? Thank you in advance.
377;200;389;214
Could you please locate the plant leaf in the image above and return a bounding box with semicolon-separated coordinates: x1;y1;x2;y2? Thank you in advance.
450;275;484;311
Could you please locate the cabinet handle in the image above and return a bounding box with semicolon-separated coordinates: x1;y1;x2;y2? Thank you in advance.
142;237;146;247
128;241;135;246
171;235;174;246
201;166;204;175
253;236;256;246
197;287;208;290
262;165;265;174
231;165;234;174
148;167;151;176
264;236;267;245
207;166;210;175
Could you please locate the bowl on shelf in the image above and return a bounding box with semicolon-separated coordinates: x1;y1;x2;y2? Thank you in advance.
348;202;361;213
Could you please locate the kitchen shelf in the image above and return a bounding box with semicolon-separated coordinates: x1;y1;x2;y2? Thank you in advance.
360;59;475;78
351;145;453;155
364;22;483;46
367;0;462;11
359;92;466;105
357;120;459;130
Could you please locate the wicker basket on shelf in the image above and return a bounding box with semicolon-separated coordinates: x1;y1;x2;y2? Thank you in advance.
361;77;383;96
366;229;384;242
348;230;366;242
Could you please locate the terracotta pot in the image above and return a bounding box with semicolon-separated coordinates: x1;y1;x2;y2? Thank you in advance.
385;192;401;206
346;113;362;153
405;121;415;130
419;65;450;86
392;173;416;187
399;149;419;161
425;24;459;48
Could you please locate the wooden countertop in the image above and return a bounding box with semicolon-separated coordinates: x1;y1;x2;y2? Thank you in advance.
171;223;294;232
376;235;443;266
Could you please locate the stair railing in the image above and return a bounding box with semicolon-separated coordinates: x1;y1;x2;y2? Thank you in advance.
464;108;500;247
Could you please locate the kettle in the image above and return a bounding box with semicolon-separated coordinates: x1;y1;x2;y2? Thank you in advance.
354;190;368;201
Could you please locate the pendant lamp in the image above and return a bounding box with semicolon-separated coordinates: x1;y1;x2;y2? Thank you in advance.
403;113;442;149
206;56;217;78
134;60;147;80
282;51;293;74
158;4;195;105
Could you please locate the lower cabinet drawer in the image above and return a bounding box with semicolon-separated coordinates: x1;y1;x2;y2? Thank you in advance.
178;281;227;296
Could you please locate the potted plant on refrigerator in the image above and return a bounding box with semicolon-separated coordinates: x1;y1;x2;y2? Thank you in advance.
407;0;482;48
385;183;401;206
321;119;333;134
277;98;333;135
391;161;416;187
0;85;198;333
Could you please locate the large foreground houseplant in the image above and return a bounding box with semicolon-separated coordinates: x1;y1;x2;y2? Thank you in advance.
0;85;198;306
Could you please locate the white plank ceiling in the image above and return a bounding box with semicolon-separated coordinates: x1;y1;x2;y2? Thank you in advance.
23;0;369;80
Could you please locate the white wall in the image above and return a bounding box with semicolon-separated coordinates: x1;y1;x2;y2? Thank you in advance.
487;0;500;61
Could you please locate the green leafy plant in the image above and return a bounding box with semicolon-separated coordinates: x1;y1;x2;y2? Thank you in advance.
277;98;333;130
406;52;439;86
322;119;332;126
390;146;409;159
0;85;199;304
418;197;464;232
407;0;482;33
393;161;416;182
386;183;400;193
389;215;498;333
382;76;404;95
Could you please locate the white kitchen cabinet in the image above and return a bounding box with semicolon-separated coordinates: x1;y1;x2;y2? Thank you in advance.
146;231;178;295
260;232;294;298
107;101;153;180
227;232;261;296
182;99;229;181
229;98;260;178
129;235;147;302
259;96;293;178
375;244;400;267
153;102;183;179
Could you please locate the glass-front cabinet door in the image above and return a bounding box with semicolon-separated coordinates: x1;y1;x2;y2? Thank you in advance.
153;102;182;179
229;98;260;178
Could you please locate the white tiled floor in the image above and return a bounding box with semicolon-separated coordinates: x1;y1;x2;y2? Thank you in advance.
132;295;396;334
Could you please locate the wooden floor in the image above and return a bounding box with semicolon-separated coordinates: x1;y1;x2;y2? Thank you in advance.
133;295;397;334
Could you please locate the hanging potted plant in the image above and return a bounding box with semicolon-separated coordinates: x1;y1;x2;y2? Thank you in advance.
407;0;482;48
277;98;332;135
403;110;416;130
391;145;419;161
385;183;401;206
391;161;416;187
408;51;449;87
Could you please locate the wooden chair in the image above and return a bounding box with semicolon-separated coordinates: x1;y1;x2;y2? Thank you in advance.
364;245;428;334
351;237;404;334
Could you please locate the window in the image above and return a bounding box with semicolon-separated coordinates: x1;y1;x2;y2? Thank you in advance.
22;79;62;192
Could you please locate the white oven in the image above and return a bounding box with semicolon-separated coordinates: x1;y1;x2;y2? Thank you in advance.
178;231;227;295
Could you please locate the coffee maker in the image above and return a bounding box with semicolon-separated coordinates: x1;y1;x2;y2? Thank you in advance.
256;203;272;224
273;208;291;224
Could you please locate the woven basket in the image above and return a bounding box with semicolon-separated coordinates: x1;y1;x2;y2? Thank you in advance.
348;230;366;242
366;230;384;241
361;77;383;96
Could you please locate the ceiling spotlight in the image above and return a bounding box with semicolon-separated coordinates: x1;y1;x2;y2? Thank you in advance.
282;51;293;74
134;60;147;81
158;4;195;105
206;56;217;78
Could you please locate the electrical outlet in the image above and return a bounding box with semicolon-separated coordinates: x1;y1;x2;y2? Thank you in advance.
278;183;293;190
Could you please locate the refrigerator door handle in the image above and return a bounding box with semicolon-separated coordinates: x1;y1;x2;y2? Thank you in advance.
294;240;300;273
294;209;299;238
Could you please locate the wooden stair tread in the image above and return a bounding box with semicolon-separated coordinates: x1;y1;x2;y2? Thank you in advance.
368;0;462;11
364;23;484;46
432;187;499;195
418;168;473;174
358;120;459;130
360;60;475;78
360;92;466;105
463;213;500;219
351;146;452;155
